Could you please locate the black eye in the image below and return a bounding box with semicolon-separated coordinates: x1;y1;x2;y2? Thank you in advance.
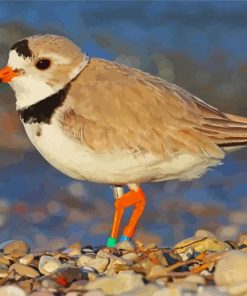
35;59;51;70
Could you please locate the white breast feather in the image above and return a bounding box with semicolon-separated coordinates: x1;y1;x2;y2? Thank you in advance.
23;117;221;184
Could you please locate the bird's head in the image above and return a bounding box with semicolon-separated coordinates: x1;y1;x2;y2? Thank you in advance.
0;34;89;109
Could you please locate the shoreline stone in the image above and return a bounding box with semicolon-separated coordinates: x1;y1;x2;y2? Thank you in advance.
0;234;245;295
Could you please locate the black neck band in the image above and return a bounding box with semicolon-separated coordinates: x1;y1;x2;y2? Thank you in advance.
18;83;71;124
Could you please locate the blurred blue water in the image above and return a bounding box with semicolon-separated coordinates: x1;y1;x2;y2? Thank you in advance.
0;1;247;248
1;1;247;62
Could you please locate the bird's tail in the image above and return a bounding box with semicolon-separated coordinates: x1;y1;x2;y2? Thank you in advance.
197;112;247;151
218;113;247;149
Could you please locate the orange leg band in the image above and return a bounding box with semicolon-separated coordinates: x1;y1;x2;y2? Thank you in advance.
110;187;146;239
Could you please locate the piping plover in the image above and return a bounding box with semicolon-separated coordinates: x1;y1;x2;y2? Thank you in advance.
1;34;247;247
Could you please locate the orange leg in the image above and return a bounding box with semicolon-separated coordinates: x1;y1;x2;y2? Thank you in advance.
106;186;146;247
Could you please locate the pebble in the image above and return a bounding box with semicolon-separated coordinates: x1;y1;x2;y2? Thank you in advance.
19;254;34;265
78;255;109;272
45;267;85;286
0;234;246;295
175;283;198;293
228;281;247;295
64;242;82;256
65;292;84;296
0;256;10;265
82;246;95;254
87;271;99;281
196;286;229;295
194;229;217;239
99;253;131;272
149;287;183;296
146;242;157;249
38;255;62;275
215;250;247;286
9;263;40;278
0;285;27;296
238;233;247;245
18;279;34;294
0;263;8;278
0;240;15;250
108;256;131;270
132;258;153;274
83;291;106;296
31;281;42;291
185;274;206;285
200;270;212;277
174;236;229;254
41;279;60;290
122;252;140;261
147;265;167;279
95;250;110;259
70;279;87;289
116;241;135;252
4;240;29;257
86;271;144;295
119;283;160;296
9;249;28;259
30;292;55;296
83;266;97;273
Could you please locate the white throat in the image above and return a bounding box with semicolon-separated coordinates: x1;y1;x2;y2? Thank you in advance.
11;77;56;110
9;53;89;110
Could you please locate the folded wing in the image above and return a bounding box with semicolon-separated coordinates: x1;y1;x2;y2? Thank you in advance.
60;58;247;160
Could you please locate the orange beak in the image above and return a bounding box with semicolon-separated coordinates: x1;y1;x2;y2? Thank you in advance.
0;66;19;83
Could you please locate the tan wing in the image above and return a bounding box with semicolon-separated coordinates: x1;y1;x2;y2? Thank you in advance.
60;58;247;160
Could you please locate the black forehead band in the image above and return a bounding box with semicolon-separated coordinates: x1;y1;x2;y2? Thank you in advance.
11;39;32;58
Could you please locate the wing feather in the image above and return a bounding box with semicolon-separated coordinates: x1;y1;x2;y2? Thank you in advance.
60;58;247;160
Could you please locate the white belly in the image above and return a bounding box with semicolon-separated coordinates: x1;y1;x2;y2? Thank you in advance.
23;120;222;184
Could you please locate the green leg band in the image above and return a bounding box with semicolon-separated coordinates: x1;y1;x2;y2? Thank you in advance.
106;236;118;247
